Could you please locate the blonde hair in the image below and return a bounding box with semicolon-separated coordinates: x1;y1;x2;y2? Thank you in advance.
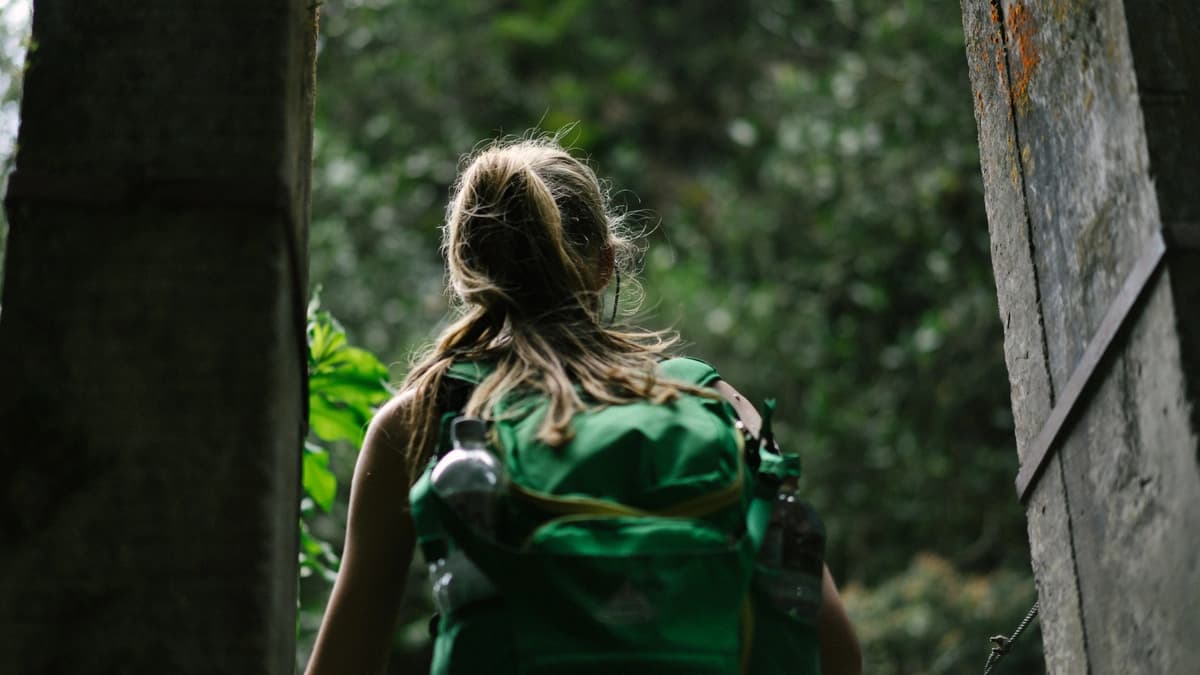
398;135;702;478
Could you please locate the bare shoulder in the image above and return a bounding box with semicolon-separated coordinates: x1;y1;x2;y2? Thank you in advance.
362;388;419;455
349;388;423;495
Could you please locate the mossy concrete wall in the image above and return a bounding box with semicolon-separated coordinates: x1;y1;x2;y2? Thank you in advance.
961;1;1200;673
0;2;316;672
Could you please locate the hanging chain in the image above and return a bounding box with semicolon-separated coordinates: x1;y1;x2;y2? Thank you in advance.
983;601;1040;675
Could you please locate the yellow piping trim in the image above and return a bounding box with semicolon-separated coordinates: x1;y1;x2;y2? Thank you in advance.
508;480;650;517
657;459;745;517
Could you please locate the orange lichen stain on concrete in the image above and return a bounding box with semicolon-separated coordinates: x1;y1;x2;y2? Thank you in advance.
1005;2;1041;112
987;2;1006;84
1021;144;1034;176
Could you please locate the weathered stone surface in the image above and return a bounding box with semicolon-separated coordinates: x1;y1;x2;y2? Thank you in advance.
961;1;1086;671
1024;464;1088;675
961;0;1057;464
963;0;1200;672
1059;2;1200;671
0;2;316;673
1008;0;1159;389
1059;276;1200;673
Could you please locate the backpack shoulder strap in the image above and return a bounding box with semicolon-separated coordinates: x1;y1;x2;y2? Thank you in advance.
657;356;721;387
713;379;762;438
445;360;493;384
659;356;763;437
445;357;762;435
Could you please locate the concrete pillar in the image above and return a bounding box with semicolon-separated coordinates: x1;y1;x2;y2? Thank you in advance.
0;2;316;672
961;1;1200;672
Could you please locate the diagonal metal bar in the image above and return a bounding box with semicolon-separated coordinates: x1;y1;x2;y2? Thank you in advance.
1016;229;1168;501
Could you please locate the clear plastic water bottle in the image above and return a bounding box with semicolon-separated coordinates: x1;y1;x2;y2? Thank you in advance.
428;416;502;615
755;487;826;623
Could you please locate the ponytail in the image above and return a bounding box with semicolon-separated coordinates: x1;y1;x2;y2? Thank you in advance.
397;135;711;480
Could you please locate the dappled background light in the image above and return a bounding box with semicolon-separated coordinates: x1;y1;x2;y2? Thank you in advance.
0;0;31;299
303;2;1041;672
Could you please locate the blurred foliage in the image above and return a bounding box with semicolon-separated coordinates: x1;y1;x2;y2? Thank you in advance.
307;1;1040;672
842;554;1043;674
0;0;32;300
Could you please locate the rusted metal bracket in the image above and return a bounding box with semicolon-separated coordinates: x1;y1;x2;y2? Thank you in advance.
1016;229;1168;501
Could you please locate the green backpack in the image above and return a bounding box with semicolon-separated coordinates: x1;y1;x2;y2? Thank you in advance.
409;357;820;675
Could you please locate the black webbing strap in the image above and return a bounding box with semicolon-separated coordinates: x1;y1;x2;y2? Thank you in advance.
1016;230;1167;501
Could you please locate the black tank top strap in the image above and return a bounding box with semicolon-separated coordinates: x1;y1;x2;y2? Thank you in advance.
436;368;475;416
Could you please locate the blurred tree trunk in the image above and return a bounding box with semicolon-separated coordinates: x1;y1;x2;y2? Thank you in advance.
961;0;1200;673
0;2;316;672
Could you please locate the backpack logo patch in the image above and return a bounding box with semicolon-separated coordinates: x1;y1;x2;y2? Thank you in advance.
594;581;657;625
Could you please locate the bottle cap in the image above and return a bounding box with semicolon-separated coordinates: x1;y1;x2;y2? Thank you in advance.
451;416;488;447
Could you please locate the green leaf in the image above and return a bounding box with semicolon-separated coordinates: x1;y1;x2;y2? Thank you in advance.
311;350;390;396
309;368;390;413
320;344;390;378
302;442;338;512
306;293;353;368
306;294;392;446
307;313;348;366
309;393;372;446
